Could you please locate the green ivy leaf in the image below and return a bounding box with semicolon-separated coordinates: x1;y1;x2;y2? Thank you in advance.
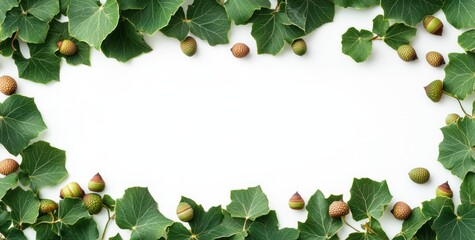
60;218;98;240
68;0;119;49
458;30;475;52
117;0;147;10
48;20;91;66
334;0;379;9
413;222;436;240
226;186;270;221
0;0;17;24
346;219;387;240
0;38;14;57
381;0;443;26
5;228;26;240
461;172;475;205
286;0;335;34
438;117;475;178
372;15;389;37
422;197;455;219
122;0;184;35
102;194;116;211
443;0;475;29
115;187;173;240
34;215;60;240
207;210;248;239
433;204;475;240
0;0;59;43
59;0;70;15
348;178;393;221
0;95;47;155
58;198;89;226
247;220;299;240
250;8;304;55
224;0;270;25
393;207;430;240
3;188;40;225
101;19;152;62
298;190;343;240
0;174;17;200
19;141;67;189
160;7;188;41
444;52;475;100
382;23;417;50
109;233;123;240
341;27;373;62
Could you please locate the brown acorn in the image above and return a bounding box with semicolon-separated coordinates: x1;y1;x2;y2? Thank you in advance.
0;75;17;95
391;201;412;220
60;182;85;199
57;39;78;56
88;173;105;192
288;192;305;210
231;43;250;58
436;181;453;198
426;51;445;67
0;158;19;175
423;16;443;36
329;200;350;218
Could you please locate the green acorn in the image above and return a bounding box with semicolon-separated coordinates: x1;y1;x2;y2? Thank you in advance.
291;39;307;56
288;192;305;210
83;193;103;215
426;51;445;67
424;80;443;102
436;182;453;198
176;202;194;222
445;113;460;125
60;182;85;199
408;167;430;184
88;173;105;192
328;201;349;218
180;36;197;57
397;45;418;62
391;201;412;220
423;16;443;36
0;158;19;176
39;199;58;215
57;39;78;56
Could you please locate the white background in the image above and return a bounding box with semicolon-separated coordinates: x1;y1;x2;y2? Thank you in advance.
0;5;468;239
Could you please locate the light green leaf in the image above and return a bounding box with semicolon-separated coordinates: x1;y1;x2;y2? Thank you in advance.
115;187;173;240
341;27;373;62
0;0;17;24
348;178;393;221
0;174;17;200
224;0;270;24
459;30;475;52
372;15;389;37
298;191;343;240
381;0;443;26
60;218;99;240
0;95;47;155
68;0;119;49
101;19;152;62
58;198;89;226
334;0;378;9
286;0;335;33
382;23;417;50
433;204;475;240
438;117;475;178
226;186;270;221
443;0;475;29
393;207;430;240
461;172;475;205
24;0;59;22
19;141;67;189
444;52;475;100
422;197;455;219
3;188;40;225
122;0;184;35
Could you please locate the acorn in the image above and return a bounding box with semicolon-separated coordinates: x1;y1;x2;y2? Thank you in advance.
291;39;307;56
424;80;443;102
0;75;17;95
59;182;85;199
426;51;445;67
288;192;305;210
0;158;19;175
445;113;460;125
423;16;443;36
176;202;194;222
180;36;197;57
391;201;412;220
397;45;418;62
83;193;103;215
88;173;105;192
436;182;453;198
57;39;78;56
39;199;58;215
328;200;350;218
408;167;430;184
231;43;250;58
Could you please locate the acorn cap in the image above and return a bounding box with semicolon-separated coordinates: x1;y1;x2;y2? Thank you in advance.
329;200;350;218
288;192;305;210
88;173;105;192
436;181;453;198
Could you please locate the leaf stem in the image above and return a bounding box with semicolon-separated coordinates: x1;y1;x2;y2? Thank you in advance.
444;91;472;117
342;216;360;232
101;207;113;240
11;31;18;51
371;36;383;40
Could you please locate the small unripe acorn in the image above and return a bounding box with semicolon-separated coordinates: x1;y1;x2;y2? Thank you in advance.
391;201;412;220
0;158;19;175
423;16;443;36
180;36;197;57
39;199;58;215
408;167;430;184
0;75;17;95
176;202;194;222
445;113;460;125
88;173;105;192
231;43;250;58
57;39;78;56
436;181;453;198
83;193;103;215
288;192;305;210
328;200;350;218
291;39;307;56
397;45;418;62
426;51;445;67
424;80;443;102
60;182;85;199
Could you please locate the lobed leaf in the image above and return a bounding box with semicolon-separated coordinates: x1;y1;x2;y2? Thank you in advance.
224;0;270;25
348;178;392;221
226;186;270;221
443;53;475;100
3;188;40;226
458;30;475;52
443;0;475;29
286;0;335;34
341;27;373;62
433;204;475;240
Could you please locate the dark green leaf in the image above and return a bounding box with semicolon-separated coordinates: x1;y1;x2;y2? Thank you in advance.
5;228;26;240
381;0;443;26
3;188;40;225
0;38;14;57
0;95;47;155
393;207;430;240
433;204;475;240
348;178;393;221
13;41;61;83
0;174;17;200
247;222;299;240
461;172;475;205
160;7;188;41
0;0;17;24
286;0;335;33
60;218;99;240
102;194;115;211
347;219;388;240
334;0;379;9
341;27;373;62
58;198;89;226
48;20;91;66
372;15;389;37
443;0;475;29
458;30;475;52
226;186;270;221
444;52;475;100
34;214;60;240
414;222;436;240
422;197;455;219
224;0;270;24
118;0;147;10
382;23;416;50
207;210;248;239
167;222;192;240
109;233;123;240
